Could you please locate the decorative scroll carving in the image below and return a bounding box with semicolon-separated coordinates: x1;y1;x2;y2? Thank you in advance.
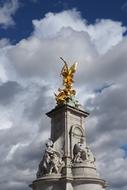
37;140;63;178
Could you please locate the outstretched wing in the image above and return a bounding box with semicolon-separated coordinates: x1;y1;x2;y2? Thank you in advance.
68;62;78;76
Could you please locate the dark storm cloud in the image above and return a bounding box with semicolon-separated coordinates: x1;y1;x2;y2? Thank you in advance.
85;85;127;150
23;85;53;121
0;81;22;105
0;123;31;146
0;123;48;190
0;81;51;190
85;83;127;189
10;141;44;170
86;85;127;134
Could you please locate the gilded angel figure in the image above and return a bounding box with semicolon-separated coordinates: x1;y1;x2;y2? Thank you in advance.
60;57;78;89
55;57;78;106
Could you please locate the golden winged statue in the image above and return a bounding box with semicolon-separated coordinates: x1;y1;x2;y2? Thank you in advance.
60;57;78;88
55;57;78;106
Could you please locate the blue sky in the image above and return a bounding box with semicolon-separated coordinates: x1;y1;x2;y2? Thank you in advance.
0;1;127;190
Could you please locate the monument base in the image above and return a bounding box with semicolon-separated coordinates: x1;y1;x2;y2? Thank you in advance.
30;172;107;190
30;105;107;190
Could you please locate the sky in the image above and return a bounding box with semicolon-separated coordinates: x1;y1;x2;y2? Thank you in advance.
0;0;127;190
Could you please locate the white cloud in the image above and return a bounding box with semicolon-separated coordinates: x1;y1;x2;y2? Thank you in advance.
87;19;126;54
32;10;126;54
32;9;86;39
0;38;10;48
0;63;8;82
0;119;12;130
0;0;19;27
0;9;127;190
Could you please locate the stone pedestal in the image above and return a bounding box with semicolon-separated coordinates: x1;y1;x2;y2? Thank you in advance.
30;105;107;190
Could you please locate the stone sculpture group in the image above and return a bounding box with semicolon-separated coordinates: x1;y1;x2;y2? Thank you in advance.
37;138;95;177
73;141;95;164
37;140;63;177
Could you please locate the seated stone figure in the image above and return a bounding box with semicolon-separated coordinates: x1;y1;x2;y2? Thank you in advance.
86;146;96;165
37;139;63;177
73;140;96;166
73;140;87;163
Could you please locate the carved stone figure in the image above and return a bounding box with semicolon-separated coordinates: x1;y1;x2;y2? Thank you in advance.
73;140;87;163
86;147;96;165
72;140;96;165
37;140;63;178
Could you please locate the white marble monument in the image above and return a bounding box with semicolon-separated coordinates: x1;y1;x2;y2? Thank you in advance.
30;58;107;190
